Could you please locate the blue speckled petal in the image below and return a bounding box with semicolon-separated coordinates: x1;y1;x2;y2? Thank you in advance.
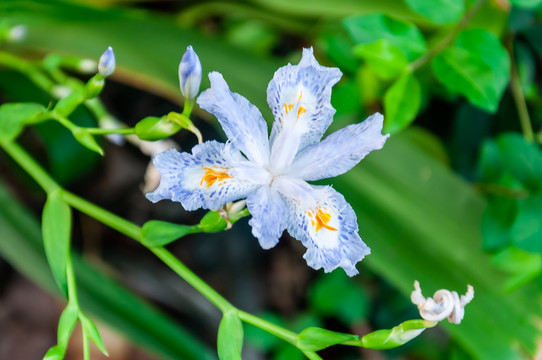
146;141;264;211
267;48;342;153
246;187;287;250
197;72;270;166
282;184;370;276
287;113;389;181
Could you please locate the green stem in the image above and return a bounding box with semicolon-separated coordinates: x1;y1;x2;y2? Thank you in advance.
508;39;535;142
408;0;488;73
61;191;141;240
238;310;297;345
85;127;136;135
1;141;59;194
303;351;324;360
149;246;234;313
82;330;90;360
2;139;305;350
66;253;79;306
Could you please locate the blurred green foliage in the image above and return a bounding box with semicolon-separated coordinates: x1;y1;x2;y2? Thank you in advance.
1;0;542;359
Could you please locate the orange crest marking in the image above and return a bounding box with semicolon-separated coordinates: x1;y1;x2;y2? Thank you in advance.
200;167;230;188
307;206;338;232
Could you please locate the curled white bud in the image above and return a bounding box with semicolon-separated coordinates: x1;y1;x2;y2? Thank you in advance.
98;46;115;77
7;25;27;42
178;45;202;101
411;281;474;324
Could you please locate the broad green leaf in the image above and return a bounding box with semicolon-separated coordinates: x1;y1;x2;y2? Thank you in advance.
432;29;510;113
296;327;358;352
492;247;542;291
404;0;464;24
141;220;197;247
384;73;421;133
42;189;71;296
497;133;542;192
217;311;243;360
510;0;542;8
0;181;215;360
72;128;104;156
43;345;65;360
511;195;542;252
343;14;426;60
309;271;368;324
353;39;409;79
481;196;517;251
334;128;540;358
80;313;109;356
0;102;46;144
57;304;79;349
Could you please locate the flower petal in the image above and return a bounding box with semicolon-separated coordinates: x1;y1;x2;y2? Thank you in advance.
146;141;265;210
197;72;270;166
287;113;389;181
276;181;370;276
246;187;287;250
267;48;342;153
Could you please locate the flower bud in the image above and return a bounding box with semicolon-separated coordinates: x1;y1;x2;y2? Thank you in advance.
178;45;202;101
135;116;181;141
98;46;115;77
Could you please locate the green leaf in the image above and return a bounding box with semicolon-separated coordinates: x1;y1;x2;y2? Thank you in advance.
361;319;434;350
72;128;104;156
432;29;510;113
384;73;421;133
0;102;46;144
404;0;464;24
510;0;542;8
481;196;517;251
43;345;66;360
334;127;541;358
343;14;426;60
135;116;181;141
57;304;79;349
511;195;542;252
497;133;542;192
492;247;542;291
141;220;197;247
217;310;243;360
296;327;358;352
309;271;368;324
80;313;109;356
42;189;71;296
352;39;409;79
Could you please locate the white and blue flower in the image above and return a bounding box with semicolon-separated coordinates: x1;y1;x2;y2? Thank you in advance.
147;48;389;276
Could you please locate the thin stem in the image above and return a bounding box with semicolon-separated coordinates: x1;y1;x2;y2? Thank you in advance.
82;330;90;360
408;0;488;73
61;191;141;240
508;39;535;142
66;253;79;306
1;141;59;194
303;351;324;360
238;310;297;345
149;247;234;313
85;127;136;135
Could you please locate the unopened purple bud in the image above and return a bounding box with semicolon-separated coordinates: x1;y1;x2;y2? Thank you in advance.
178;45;202;101
98;46;115;77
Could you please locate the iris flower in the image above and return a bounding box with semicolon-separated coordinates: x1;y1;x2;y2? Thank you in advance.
147;48;389;276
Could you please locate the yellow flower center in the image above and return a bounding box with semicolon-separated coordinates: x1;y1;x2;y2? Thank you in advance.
307;206;337;232
200;167;230;187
